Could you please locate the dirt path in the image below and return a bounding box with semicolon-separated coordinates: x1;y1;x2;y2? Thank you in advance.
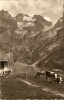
18;78;39;87
17;78;64;98
42;87;64;98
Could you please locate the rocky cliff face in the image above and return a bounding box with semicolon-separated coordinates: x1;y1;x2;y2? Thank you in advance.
13;13;53;63
0;10;17;60
0;10;63;70
36;17;64;70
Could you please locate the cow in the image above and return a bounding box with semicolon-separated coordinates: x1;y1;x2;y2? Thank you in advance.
35;71;45;77
45;71;55;82
0;69;4;77
1;67;13;78
53;74;62;83
43;71;63;83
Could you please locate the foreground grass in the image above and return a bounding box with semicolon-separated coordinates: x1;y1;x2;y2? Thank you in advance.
1;64;64;99
1;76;64;99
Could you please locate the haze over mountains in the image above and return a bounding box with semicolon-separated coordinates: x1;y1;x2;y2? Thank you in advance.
0;10;63;70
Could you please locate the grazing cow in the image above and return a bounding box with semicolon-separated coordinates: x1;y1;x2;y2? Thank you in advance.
35;71;45;77
53;74;62;83
45;71;63;83
45;71;55;82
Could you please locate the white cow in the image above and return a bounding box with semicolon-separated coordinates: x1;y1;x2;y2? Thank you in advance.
0;67;13;78
0;69;4;76
53;74;62;83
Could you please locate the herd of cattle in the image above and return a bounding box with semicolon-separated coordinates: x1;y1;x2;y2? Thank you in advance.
35;71;62;83
0;67;63;84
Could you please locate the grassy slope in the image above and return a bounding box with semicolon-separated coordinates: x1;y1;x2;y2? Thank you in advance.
1;77;64;99
1;64;64;99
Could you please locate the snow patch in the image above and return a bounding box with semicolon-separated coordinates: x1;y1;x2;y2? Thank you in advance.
44;17;51;21
17;22;23;28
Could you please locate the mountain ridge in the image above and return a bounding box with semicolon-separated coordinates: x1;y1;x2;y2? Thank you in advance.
0;9;63;70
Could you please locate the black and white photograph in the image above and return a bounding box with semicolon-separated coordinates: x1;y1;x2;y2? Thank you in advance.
0;0;64;99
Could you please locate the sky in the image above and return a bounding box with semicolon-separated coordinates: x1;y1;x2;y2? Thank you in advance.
0;0;63;23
